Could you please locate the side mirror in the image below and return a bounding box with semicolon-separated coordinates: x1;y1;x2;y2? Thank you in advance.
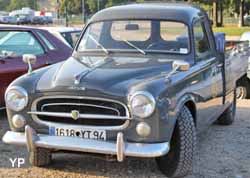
172;60;190;71
165;60;190;81
125;24;139;31
22;54;37;74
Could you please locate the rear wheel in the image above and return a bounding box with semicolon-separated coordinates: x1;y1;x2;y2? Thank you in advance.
236;80;250;99
156;106;196;178
29;148;51;167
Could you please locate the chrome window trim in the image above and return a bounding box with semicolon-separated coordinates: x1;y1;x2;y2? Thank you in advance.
29;95;131;130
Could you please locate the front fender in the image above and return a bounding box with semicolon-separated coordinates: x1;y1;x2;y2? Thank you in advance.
164;93;196;141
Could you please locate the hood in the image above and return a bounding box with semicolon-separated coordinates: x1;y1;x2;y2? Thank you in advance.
36;55;174;96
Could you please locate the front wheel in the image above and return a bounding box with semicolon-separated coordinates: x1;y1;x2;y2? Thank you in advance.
29;148;51;167
156;106;196;178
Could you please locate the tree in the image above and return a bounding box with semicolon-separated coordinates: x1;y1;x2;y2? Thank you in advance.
7;0;29;11
7;0;38;11
59;0;82;15
239;0;244;27
86;0;97;13
0;0;10;11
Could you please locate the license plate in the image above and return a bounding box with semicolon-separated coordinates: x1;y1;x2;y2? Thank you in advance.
49;126;106;140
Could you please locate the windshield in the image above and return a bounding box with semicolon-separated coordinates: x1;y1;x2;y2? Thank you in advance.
61;31;81;48
77;20;190;55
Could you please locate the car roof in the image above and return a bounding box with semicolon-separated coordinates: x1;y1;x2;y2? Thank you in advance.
90;3;204;24
0;24;47;31
39;27;82;33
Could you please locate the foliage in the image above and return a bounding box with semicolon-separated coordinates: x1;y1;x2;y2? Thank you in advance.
7;0;38;11
59;0;82;15
213;26;250;36
0;0;10;11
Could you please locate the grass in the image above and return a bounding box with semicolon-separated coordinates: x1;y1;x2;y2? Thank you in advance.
213;26;250;36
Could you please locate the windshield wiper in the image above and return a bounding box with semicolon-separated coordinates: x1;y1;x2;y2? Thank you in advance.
88;34;109;55
114;35;146;55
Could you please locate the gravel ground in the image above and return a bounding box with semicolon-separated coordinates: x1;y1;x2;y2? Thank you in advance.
0;100;250;178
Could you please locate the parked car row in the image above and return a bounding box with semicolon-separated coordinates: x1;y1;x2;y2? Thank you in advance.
0;16;17;24
0;15;53;25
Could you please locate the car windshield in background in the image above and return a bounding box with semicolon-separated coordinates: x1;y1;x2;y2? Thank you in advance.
0;31;44;56
77;20;189;55
61;31;81;48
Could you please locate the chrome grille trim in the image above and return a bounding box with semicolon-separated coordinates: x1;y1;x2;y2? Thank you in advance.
40;103;121;116
30;95;131;130
28;111;130;120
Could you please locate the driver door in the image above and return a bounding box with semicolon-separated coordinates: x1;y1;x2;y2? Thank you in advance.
193;20;224;131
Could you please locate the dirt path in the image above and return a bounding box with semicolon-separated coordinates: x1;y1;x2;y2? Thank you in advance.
0;100;250;178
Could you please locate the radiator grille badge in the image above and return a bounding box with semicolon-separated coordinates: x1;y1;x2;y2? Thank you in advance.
74;70;89;85
71;110;80;120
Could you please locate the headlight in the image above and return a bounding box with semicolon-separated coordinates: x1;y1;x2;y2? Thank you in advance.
5;86;28;111
129;91;156;118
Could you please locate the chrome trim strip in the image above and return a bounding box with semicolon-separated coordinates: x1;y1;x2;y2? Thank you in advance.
2;129;170;160
25;125;38;152
28;111;130;120
41;103;121;116
116;132;125;162
0;107;6;110
30;95;131;131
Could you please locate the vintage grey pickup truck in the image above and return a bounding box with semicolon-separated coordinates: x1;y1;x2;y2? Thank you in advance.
2;3;250;178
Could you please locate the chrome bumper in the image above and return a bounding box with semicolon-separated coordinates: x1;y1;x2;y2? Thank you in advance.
2;125;170;162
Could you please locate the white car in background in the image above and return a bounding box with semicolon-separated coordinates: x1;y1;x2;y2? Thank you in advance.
40;27;81;48
237;32;250;99
240;32;250;41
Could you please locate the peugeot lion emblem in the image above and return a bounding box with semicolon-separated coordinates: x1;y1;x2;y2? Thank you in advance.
71;110;80;120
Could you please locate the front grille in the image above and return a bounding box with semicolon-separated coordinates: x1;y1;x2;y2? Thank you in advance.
29;96;130;129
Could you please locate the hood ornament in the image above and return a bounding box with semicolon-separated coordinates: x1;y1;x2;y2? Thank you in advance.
71;110;80;120
74;70;90;85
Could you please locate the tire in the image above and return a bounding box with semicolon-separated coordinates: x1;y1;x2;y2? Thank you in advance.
29;148;51;167
217;89;236;125
156;106;196;178
236;80;250;99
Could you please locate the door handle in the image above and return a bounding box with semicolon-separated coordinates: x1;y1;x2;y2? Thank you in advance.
46;60;54;65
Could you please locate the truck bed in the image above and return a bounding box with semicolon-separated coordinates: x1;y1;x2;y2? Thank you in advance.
215;33;250;84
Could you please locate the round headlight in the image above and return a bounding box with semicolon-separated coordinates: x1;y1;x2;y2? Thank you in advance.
5;86;28;111
129;91;156;118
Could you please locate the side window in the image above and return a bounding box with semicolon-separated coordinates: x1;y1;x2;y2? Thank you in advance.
37;31;56;50
193;21;212;60
0;31;44;56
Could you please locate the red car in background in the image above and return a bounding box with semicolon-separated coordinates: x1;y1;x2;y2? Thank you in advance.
0;25;72;107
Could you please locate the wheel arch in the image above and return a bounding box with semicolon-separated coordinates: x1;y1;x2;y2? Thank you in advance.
174;94;197;127
184;100;197;127
236;74;250;84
